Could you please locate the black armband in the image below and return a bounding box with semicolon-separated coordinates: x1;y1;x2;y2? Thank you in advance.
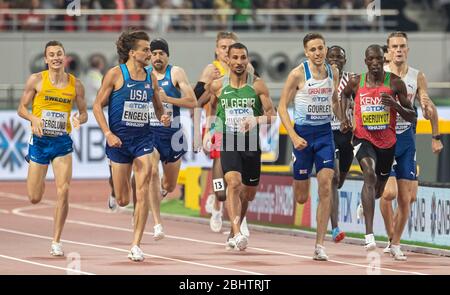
194;82;206;100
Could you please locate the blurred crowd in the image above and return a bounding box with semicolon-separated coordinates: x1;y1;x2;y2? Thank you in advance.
0;0;448;32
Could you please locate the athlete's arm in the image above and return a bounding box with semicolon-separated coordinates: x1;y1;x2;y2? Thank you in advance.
150;72;165;123
341;74;359;132
417;71;443;154
93;67;122;147
205;78;221;131
331;65;344;122
254;78;276;125
17;73;43;137
73;79;88;129
383;76;416;123
278;66;308;150
161;66;196;109
196;64;219;107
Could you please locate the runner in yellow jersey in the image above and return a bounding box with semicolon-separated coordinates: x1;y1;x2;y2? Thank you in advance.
17;40;87;256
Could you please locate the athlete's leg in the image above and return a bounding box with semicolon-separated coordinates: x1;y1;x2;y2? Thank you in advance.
330;160;340;229
110;161;133;207
380;176;397;240
392;179;413;245
161;158;182;193
294;179;310;205
149;150;162;226
50;154;72;244
27;161;48;204
359;157;377;235
131;153;152;247
316;168;334;246
224;171;243;236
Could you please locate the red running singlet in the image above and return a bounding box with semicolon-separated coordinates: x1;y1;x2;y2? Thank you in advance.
353;72;397;149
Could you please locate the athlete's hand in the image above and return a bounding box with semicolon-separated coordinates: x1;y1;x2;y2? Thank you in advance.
432;138;443;154
380;93;398;108
31;115;43;137
72;112;81;130
202;131;212;155
240;117;258;133
160;113;171;127
105;131;122;148
193;132;203;153
159;88;168;103
292;134;308;150
340;119;352;134
212;67;221;80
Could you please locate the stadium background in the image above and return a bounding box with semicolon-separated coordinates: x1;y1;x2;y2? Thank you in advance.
0;0;449;249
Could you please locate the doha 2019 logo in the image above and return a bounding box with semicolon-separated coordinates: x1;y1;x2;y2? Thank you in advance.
0;118;28;172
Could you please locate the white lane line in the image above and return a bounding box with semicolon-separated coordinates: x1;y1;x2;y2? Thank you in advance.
0;254;95;275
0;209;9;214
0;192;429;275
0;227;263;275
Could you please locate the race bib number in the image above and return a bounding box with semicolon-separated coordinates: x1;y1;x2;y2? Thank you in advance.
395;115;411;133
331;114;340;131
225;107;254;132
149;103;173;126
306;97;331;122
121;101;149;127
41;110;68;136
361;104;390;131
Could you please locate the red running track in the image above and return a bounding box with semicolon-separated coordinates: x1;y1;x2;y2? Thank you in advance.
0;180;449;275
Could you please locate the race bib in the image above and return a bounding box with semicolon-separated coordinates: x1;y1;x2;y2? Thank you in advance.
361;104;390;131
149;102;173;126
225;107;254;132
121;101;149;127
306;97;331;122
41;110;68;136
395;115;411;133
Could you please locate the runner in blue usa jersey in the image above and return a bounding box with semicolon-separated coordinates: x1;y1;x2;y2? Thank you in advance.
93;30;168;262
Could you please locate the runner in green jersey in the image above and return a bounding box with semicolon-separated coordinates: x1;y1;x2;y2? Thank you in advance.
207;43;276;251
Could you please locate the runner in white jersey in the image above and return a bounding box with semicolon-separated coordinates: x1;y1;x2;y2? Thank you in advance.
278;33;342;261
326;45;355;243
380;31;443;261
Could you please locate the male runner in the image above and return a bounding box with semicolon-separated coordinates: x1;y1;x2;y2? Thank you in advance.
278;33;342;261
380;31;443;260
207;42;276;250
145;38;196;240
341;44;416;252
326;45;354;243
194;31;250;236
17;40;88;256
93;30;166;261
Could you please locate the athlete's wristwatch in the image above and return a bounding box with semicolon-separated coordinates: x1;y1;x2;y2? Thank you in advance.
432;134;442;140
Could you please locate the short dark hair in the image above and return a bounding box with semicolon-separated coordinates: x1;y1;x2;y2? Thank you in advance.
365;44;383;57
44;40;65;56
303;33;325;48
387;31;408;46
116;29;150;63
381;45;388;53
328;45;346;57
228;42;248;55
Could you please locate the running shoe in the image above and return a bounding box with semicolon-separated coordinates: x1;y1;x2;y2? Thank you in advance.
390;244;407;261
108;195;117;211
331;227;345;243
240;217;250;238
225;236;236;250
313;245;328;261
50;241;64;256
205;194;215;214
383;239;392;254
364;233;377;251
128;245;144;262
153;224;165;241
234;233;248;251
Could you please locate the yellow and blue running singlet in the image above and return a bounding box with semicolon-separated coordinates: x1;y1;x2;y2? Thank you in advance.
27;70;76;164
32;70;76;136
